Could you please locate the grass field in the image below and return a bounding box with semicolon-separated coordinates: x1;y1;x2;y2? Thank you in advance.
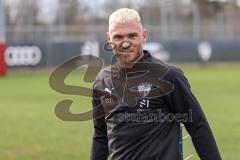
0;64;240;160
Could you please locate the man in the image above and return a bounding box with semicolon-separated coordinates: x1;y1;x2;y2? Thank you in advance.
91;8;221;160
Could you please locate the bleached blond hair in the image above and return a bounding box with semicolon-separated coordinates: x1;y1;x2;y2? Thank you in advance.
109;8;141;26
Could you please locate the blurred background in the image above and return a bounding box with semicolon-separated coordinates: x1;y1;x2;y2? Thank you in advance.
0;0;240;160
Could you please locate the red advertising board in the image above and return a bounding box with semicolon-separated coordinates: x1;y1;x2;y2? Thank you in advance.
0;41;7;76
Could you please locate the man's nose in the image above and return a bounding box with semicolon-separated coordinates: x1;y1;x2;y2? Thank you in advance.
120;41;131;50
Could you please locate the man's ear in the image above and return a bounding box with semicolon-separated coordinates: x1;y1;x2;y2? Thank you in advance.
142;29;147;43
106;32;111;43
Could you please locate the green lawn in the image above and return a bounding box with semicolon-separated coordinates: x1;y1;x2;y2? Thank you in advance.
0;64;239;160
181;64;240;160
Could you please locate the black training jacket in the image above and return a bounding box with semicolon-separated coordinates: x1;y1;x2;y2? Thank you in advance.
90;50;221;160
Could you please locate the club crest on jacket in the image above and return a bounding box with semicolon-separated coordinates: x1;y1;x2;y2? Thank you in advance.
137;82;152;97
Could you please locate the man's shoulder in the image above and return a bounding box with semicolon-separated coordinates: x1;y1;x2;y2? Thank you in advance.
148;56;181;73
144;55;186;83
158;62;186;81
166;64;184;77
96;65;112;78
93;65;112;85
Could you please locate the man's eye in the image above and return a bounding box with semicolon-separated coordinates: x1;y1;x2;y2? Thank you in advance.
114;36;122;40
129;34;137;38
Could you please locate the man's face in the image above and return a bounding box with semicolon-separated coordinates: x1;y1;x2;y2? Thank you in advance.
107;21;147;66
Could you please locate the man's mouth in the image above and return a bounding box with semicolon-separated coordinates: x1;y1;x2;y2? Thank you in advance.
118;50;134;54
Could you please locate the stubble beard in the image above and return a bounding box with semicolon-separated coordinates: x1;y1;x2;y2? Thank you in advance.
114;46;143;68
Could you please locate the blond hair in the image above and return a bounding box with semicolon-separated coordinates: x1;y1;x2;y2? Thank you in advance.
109;8;141;25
